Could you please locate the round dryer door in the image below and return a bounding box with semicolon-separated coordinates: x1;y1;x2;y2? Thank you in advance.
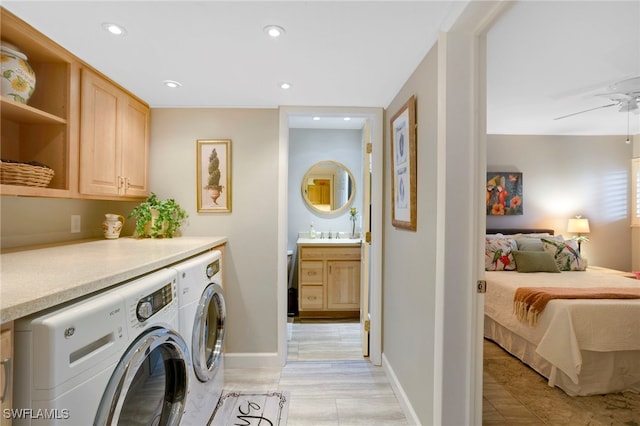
94;327;190;425
192;283;226;382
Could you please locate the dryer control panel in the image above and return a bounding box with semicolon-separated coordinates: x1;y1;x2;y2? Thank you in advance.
206;258;220;279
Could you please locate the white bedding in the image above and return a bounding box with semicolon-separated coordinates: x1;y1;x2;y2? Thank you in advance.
485;267;640;395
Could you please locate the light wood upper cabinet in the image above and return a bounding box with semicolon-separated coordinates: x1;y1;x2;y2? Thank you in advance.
79;68;149;198
0;8;77;198
0;7;149;201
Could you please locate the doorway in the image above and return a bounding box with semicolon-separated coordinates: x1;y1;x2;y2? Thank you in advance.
277;106;383;367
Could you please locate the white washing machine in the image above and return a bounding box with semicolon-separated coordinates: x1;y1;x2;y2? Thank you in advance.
170;250;226;425
14;268;190;425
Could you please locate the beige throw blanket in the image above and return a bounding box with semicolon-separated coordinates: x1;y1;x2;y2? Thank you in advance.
514;287;640;326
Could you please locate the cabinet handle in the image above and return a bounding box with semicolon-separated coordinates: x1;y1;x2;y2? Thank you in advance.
0;357;10;403
309;296;317;300
125;177;130;191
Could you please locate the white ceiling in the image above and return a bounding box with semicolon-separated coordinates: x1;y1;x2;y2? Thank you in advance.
3;1;639;135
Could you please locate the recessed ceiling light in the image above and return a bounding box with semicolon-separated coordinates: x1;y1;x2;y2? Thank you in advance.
163;80;182;88
279;82;291;90
264;25;286;38
344;117;351;121
102;22;127;36
313;117;321;121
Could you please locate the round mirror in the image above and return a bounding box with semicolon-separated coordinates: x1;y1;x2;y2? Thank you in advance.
301;161;355;215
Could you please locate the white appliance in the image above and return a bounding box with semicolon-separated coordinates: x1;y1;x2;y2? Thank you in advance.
14;268;190;425
171;250;226;425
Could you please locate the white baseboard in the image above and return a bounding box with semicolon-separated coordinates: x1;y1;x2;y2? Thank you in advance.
223;352;281;369
382;352;421;426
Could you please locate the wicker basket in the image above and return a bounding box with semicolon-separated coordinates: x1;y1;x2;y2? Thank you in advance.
0;160;55;187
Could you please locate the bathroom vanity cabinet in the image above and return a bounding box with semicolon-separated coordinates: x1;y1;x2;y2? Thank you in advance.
297;243;361;317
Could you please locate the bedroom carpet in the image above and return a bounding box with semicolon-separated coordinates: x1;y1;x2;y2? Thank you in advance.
483;339;640;425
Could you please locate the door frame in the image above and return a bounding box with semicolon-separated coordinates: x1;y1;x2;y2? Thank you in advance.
277;106;384;366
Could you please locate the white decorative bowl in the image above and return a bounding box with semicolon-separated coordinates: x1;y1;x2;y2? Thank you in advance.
1;41;36;104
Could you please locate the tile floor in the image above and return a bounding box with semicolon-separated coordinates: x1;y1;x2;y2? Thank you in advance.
223;320;640;425
222;319;409;425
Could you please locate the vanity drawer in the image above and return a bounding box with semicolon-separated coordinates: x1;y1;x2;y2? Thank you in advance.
299;261;323;284
299;285;324;310
300;247;360;260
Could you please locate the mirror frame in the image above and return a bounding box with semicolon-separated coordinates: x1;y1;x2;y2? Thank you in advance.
301;160;356;216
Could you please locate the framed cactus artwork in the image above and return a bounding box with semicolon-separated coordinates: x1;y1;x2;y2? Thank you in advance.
197;139;232;213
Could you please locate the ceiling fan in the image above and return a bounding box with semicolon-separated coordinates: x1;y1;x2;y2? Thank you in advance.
554;76;640;120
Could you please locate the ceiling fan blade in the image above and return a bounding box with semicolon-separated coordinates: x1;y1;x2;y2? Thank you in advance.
553;103;618;120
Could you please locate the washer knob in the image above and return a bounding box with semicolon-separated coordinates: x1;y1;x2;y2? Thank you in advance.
137;301;153;320
206;265;214;278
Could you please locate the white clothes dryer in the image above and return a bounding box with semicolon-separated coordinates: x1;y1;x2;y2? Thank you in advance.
170;250;226;425
14;268;190;426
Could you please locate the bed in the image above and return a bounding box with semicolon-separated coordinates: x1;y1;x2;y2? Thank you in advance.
483;228;640;396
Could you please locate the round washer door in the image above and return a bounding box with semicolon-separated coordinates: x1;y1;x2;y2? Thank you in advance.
192;283;226;382
94;327;190;426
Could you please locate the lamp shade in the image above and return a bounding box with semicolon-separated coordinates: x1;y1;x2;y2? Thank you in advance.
567;217;590;234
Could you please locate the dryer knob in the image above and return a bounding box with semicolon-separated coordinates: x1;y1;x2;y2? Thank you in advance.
206;265;214;278
137;301;153;320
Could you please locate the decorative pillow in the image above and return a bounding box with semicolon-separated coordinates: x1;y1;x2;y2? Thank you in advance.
541;238;586;271
512;250;560;273
515;238;544;251
485;238;518;271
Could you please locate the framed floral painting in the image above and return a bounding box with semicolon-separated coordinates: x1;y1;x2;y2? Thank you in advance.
486;172;522;215
197;139;231;213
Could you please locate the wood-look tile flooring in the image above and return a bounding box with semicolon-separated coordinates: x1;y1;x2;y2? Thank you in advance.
223;319;409;425
225;321;640;425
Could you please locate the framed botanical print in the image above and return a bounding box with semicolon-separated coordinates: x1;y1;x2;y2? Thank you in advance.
197;139;232;213
486;172;523;215
390;95;417;230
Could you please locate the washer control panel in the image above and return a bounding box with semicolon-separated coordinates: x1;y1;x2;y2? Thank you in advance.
136;282;174;321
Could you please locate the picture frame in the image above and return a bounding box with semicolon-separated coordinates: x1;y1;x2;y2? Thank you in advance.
486;172;523;216
197;139;232;213
390;95;417;231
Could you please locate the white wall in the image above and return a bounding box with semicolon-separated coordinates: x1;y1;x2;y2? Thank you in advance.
383;44;440;425
287;128;363;254
150;108;280;360
0;197;139;248
487;134;634;271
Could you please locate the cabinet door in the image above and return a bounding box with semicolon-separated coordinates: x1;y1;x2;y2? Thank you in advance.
121;96;149;197
327;260;360;310
1;323;13;426
79;69;122;196
79;69;149;198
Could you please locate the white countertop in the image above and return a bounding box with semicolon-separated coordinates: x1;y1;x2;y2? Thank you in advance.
0;236;227;323
296;237;362;246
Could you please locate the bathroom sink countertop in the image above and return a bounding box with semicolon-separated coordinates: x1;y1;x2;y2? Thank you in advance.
297;237;362;246
0;236;227;323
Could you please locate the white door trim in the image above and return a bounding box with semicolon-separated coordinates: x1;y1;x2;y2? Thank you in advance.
277;106;383;366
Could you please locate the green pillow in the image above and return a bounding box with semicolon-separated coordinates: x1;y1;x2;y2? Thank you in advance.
515;238;544;251
512;250;560;273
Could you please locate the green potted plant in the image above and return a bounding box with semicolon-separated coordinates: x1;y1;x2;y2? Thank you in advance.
129;192;187;238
